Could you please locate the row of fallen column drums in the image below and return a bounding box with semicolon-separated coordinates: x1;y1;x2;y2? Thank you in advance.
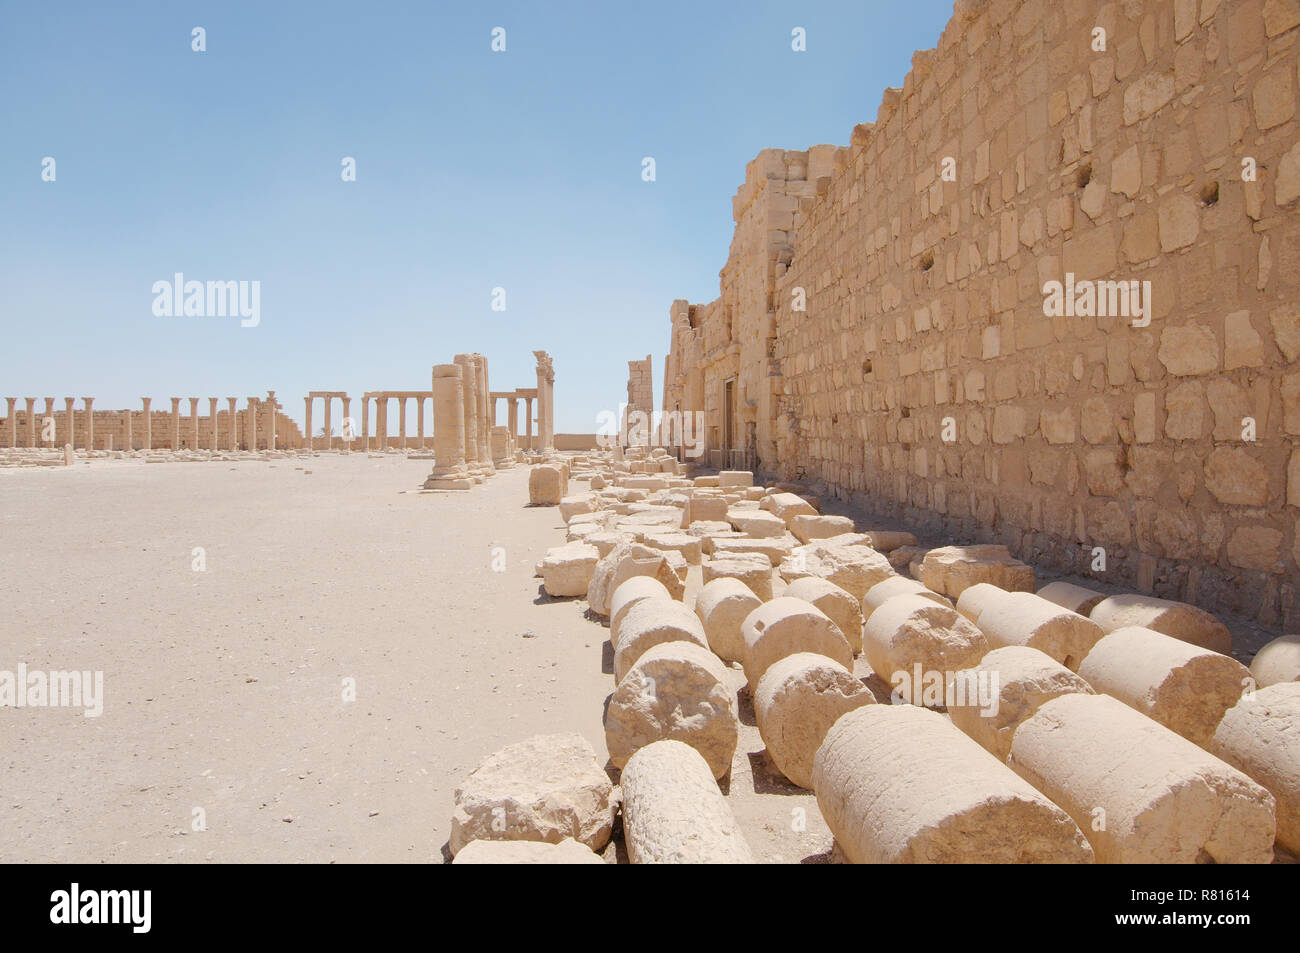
600;558;1298;864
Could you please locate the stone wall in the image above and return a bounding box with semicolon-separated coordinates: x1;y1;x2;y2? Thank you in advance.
662;0;1300;627
4;406;303;450
555;433;602;451
663;146;848;465
625;355;655;430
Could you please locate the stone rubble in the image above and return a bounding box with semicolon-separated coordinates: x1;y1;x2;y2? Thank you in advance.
1078;626;1252;749
813;705;1094;863
620;740;752;864
448;732;619;857
755;652;874;790
445;451;1293;864
606;640;739;779
948;646;1096;762
1009;694;1276;864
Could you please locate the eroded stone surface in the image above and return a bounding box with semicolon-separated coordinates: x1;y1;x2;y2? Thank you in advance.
449;733;618;856
949;646;1096;762
702;552;774;601
694;576;762;663
779;541;895;599
528;465;567;506
782;576;864;654
755;652;873;789
606;640;738;779
741;596;853;691
861;593;989;697
1090;594;1232;654
613;599;709;682
1250;634;1300;688
1009;693;1276;864
814;705;1093;863
1079;626;1250;749
919;545;1035;600
1212;684;1300;855
620;740;752;864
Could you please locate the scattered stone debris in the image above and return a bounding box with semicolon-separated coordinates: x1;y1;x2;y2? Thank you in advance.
441;449;1294;865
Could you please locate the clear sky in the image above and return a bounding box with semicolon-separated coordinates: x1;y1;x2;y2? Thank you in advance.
0;0;955;435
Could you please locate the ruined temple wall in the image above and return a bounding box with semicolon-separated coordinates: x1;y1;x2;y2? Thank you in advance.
623;355;655;442
666;0;1300;626
664;147;846;464
627;355;654;416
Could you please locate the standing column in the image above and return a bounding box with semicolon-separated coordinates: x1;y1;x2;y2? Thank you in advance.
417;397;425;450
188;398;200;448
323;396;333;451
475;355;493;471
423;364;471;489
170;398;182;449
361;397;370;451
267;391;277;451
524;397;533;451
83;398;94;451
540;352;556;452
25;398;36;448
122;409;131;451
507;398;518;450
341;396;352;450
534;351;546;451
64;397;76;449
5;397;16;447
454;355;479;472
208;398;218;450
227;398;238;450
378;397;388;450
304;397;313;452
43;398;55;446
248;398;258;450
141;398;152;450
399;397;408;451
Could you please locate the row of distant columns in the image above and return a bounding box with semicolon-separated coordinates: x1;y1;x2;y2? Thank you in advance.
303;394;363;451
342;394;436;451
1;395;281;450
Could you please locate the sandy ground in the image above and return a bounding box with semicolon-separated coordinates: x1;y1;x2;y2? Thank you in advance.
0;454;830;863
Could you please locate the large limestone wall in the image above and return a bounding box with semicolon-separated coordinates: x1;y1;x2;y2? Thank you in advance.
664;0;1300;627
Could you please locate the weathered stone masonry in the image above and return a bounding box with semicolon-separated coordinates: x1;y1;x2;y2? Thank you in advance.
664;0;1300;627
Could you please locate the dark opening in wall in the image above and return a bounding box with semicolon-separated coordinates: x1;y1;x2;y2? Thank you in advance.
862;358;873;378
919;249;935;271
1200;181;1220;206
1076;163;1092;189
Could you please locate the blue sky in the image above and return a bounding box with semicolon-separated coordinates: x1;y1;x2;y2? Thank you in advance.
0;0;954;434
